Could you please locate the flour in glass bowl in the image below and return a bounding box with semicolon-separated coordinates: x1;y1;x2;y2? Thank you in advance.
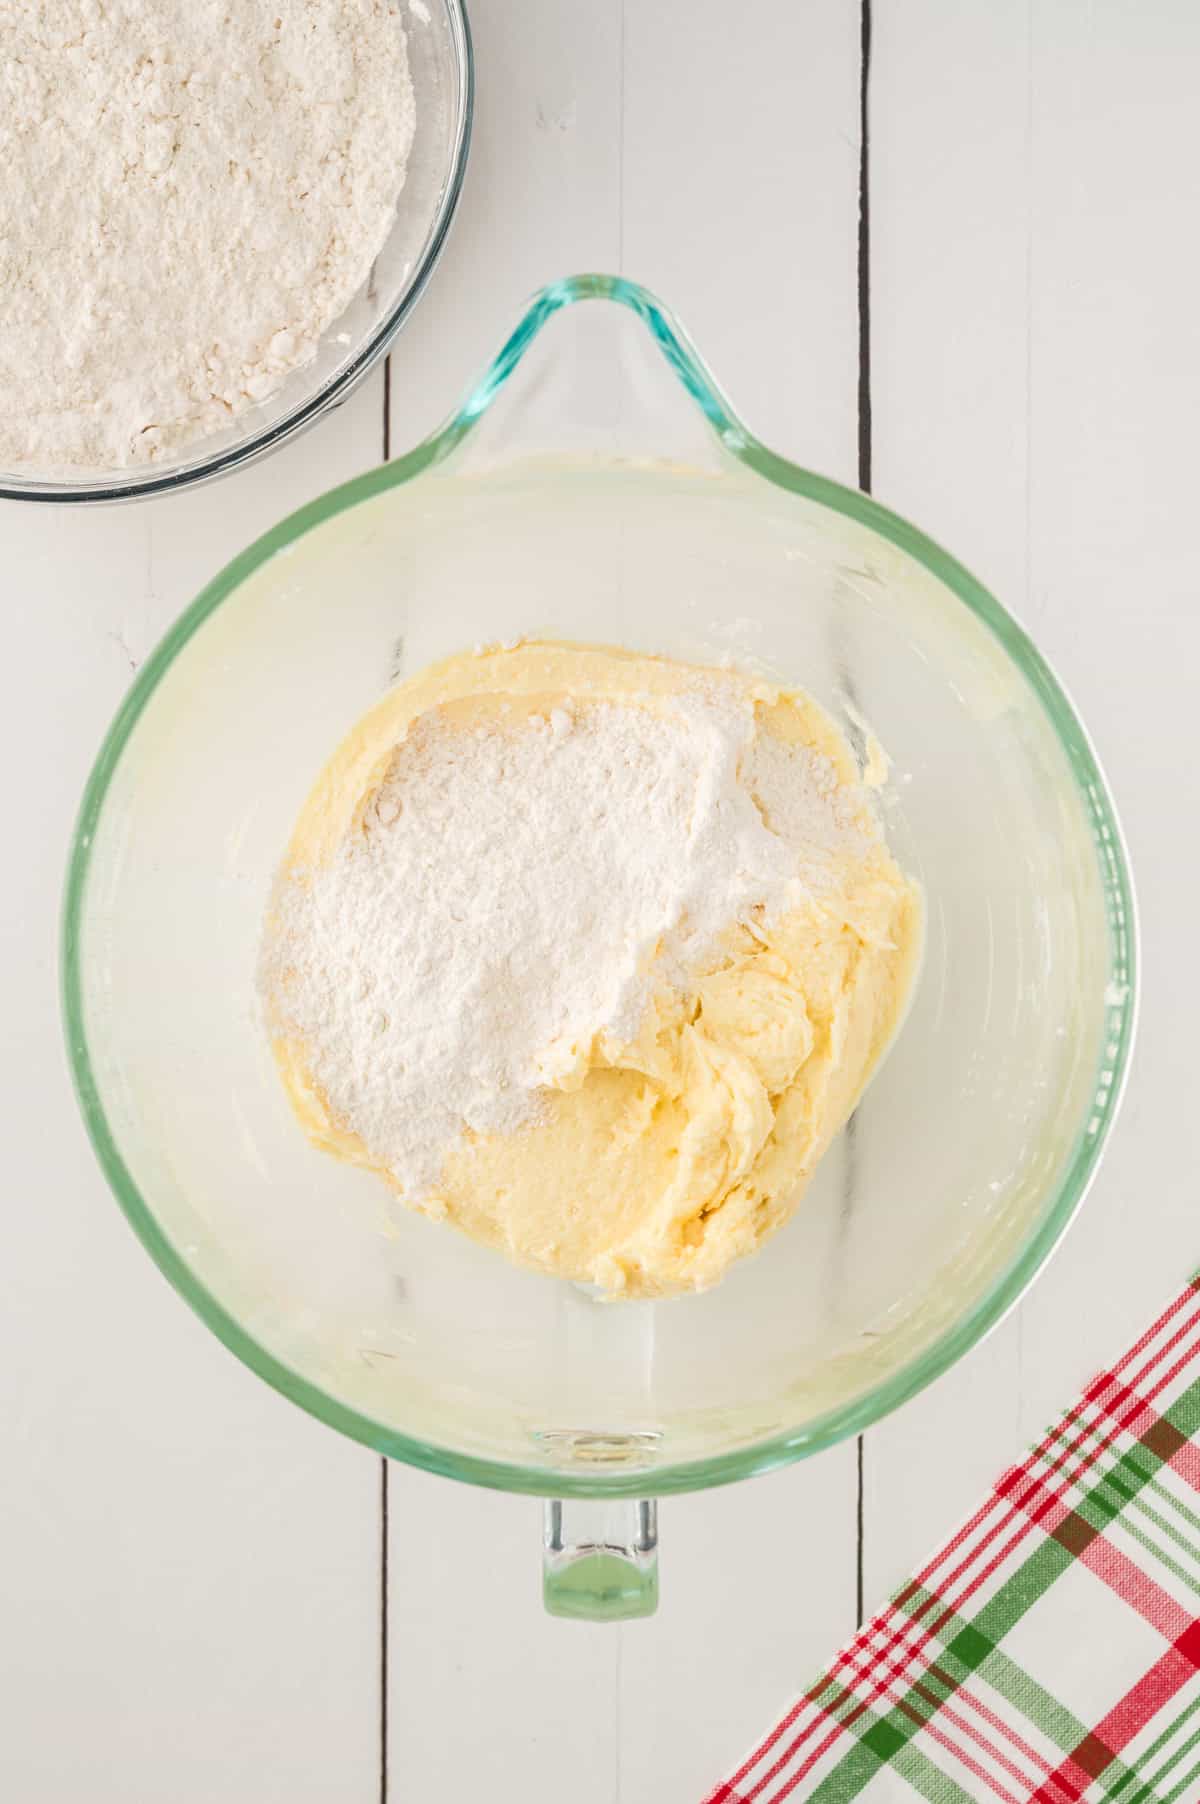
0;0;416;471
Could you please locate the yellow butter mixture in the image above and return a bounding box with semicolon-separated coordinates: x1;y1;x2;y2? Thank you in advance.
261;642;921;1298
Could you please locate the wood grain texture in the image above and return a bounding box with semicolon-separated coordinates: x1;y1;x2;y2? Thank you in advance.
865;0;1200;1602
385;2;862;1797
4;2;1191;1796
0;382;385;1802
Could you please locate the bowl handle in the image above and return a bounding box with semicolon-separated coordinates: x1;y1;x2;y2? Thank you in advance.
542;1497;659;1621
422;274;751;483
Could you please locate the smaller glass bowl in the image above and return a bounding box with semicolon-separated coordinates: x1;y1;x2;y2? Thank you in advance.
0;0;472;506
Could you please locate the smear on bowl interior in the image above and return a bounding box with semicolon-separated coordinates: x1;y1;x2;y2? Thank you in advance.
259;642;922;1298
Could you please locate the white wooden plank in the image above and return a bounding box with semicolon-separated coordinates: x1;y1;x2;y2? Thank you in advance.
620;0;862;470
0;380;385;1800
385;2;627;1788
385;4;864;1798
383;0;625;450
866;0;1200;1602
861;0;1037;1602
618;4;863;1795
616;1459;857;1799
387;1472;619;1800
387;0;862;469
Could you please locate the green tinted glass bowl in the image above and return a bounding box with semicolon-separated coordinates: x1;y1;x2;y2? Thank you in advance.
62;277;1135;1532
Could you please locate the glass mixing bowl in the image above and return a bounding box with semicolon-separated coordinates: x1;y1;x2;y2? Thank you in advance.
2;0;472;506
63;275;1135;1619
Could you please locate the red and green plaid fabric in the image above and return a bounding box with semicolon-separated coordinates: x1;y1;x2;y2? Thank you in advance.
706;1277;1200;1804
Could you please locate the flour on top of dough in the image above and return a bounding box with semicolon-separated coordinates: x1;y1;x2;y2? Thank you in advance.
261;643;922;1298
0;1;415;470
263;685;868;1202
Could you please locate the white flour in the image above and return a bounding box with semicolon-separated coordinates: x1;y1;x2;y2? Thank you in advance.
263;694;866;1200
0;1;415;470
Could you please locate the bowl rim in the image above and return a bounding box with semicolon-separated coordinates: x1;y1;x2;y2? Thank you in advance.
60;273;1138;1498
1;0;474;506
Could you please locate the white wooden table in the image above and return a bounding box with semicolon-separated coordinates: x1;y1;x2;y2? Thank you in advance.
3;3;1194;1797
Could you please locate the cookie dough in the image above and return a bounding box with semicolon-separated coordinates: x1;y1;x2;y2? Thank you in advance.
262;642;921;1297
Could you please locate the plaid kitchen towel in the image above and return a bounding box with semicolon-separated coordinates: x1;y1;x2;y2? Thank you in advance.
706;1277;1200;1804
